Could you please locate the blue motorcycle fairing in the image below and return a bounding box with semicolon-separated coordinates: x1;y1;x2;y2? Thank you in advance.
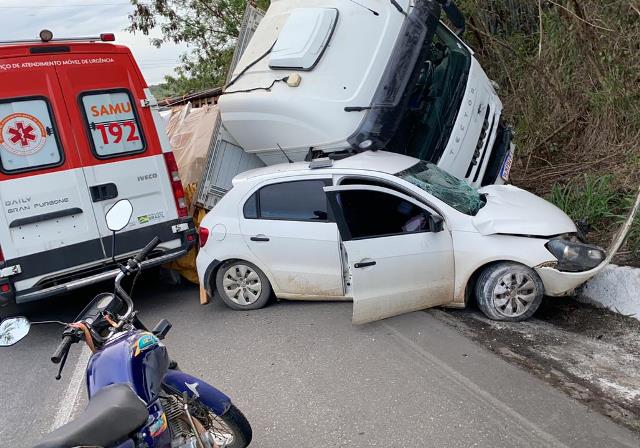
86;330;169;403
163;369;232;416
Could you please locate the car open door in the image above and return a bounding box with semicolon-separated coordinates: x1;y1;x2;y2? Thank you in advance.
324;184;455;324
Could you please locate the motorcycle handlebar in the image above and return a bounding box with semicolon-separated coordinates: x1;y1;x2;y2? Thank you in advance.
134;237;161;264
51;335;74;364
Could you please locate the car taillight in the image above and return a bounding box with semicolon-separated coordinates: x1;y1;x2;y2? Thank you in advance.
0;246;4;262
199;227;209;248
163;152;189;218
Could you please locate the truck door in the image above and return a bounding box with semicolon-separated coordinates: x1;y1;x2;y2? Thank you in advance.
324;184;455;324
0;57;106;290
53;53;180;257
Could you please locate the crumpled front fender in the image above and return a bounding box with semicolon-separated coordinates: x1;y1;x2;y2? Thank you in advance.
163;369;231;416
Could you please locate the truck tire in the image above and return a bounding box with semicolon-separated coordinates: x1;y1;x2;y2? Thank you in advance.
475;262;544;322
215;260;272;310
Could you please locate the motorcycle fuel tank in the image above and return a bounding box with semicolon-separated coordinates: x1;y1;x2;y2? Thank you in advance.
86;330;169;403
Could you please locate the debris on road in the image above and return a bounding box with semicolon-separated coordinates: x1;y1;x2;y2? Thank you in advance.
430;300;640;433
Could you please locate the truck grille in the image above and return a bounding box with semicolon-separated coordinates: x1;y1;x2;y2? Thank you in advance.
465;106;497;183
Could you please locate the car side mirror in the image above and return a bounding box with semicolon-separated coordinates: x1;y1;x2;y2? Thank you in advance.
105;199;133;232
0;317;31;347
428;215;444;233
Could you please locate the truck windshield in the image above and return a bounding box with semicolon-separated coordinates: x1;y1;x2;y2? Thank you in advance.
396;161;485;215
388;23;471;163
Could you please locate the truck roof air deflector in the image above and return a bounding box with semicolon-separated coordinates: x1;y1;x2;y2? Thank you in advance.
269;8;338;71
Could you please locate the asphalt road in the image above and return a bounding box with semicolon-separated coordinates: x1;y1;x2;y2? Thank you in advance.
1;278;638;448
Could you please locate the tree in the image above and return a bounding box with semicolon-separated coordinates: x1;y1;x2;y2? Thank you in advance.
128;0;270;98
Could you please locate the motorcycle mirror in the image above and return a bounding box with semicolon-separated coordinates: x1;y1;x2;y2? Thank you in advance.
0;317;31;347
105;199;133;232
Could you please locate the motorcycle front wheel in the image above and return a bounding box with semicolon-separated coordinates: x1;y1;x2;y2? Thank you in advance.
203;402;252;448
163;388;252;448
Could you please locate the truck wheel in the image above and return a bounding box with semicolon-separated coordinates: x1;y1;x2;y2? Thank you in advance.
215;260;272;310
475;262;544;322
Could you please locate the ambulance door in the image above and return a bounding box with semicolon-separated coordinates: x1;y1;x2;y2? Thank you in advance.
0;57;106;291
53;53;179;258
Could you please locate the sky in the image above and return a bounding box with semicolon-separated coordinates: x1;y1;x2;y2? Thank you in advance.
0;0;187;84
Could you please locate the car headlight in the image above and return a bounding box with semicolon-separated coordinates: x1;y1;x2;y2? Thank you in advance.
546;238;606;272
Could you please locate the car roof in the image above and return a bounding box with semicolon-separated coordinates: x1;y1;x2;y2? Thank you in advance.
232;150;419;184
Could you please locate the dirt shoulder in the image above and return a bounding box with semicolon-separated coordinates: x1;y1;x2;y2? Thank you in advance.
429;299;640;433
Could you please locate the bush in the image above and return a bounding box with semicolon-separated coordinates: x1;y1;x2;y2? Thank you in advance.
455;0;640;264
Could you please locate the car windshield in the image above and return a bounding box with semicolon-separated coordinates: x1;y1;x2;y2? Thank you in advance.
386;23;471;163
395;161;485;215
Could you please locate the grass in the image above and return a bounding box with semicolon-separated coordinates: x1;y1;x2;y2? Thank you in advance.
548;175;619;228
548;175;640;259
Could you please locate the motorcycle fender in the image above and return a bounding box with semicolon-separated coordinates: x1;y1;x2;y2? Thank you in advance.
163;369;232;416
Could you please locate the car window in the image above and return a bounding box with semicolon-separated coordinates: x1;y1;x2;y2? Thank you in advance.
0;97;63;173
243;192;258;219
250;180;329;221
337;190;430;239
81;90;145;158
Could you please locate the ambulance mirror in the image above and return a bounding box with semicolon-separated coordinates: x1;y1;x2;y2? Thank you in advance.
0;317;30;347
106;199;133;232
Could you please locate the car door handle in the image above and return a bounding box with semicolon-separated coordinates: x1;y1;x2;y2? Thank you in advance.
250;235;270;242
354;260;376;269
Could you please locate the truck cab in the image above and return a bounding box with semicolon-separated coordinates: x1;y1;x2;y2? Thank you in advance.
218;0;513;188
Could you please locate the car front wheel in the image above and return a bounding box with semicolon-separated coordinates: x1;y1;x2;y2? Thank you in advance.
215;260;272;310
475;262;544;322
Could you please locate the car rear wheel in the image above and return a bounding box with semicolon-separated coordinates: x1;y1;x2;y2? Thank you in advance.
475;262;544;322
215;260;272;310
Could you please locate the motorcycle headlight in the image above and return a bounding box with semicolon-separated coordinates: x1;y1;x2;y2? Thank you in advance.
546;238;606;272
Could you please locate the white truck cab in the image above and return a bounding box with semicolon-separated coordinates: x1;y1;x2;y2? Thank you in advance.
216;0;514;189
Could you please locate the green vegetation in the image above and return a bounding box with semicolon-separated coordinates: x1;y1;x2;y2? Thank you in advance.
128;0;270;99
548;175;639;258
548;175;619;227
455;0;640;264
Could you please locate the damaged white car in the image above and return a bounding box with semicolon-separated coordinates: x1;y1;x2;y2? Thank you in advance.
196;151;606;323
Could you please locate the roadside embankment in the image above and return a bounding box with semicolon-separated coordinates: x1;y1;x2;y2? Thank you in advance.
578;265;640;321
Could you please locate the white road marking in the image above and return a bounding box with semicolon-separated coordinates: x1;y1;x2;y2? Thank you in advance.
50;346;91;432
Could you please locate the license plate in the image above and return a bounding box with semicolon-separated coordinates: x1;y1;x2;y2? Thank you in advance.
500;147;514;181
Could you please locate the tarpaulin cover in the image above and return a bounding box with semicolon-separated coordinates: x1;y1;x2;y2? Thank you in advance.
396;161;485;215
167;104;219;186
162;103;218;284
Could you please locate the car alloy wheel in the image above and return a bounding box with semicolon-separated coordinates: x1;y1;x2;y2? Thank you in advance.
491;271;537;318
222;264;263;305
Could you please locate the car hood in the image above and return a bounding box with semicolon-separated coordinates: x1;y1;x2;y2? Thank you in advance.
473;185;576;236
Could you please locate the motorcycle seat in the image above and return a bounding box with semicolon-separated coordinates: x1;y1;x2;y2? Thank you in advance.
33;383;149;448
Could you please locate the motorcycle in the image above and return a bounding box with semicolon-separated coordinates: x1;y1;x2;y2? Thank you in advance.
0;199;252;448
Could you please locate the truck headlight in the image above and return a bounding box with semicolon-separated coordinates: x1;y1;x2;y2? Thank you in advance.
546;238;605;272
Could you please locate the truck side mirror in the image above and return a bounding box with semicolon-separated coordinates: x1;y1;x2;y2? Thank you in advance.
429;215;445;233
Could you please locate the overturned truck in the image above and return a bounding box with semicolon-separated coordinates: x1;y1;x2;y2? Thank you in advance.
196;0;515;210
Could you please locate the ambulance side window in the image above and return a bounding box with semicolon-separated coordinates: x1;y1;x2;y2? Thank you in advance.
80;90;145;158
0;97;63;173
